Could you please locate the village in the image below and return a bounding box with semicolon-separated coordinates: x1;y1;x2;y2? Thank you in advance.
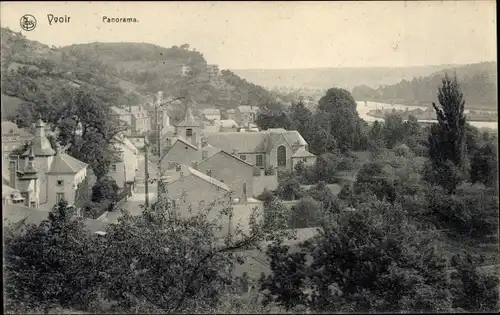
2;90;319;239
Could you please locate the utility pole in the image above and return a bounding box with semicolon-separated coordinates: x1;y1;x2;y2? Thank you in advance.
144;136;150;208
156;91;162;197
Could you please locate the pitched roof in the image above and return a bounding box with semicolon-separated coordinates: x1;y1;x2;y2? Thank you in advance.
21;131;55;157
292;147;316;158
204;132;268;153
237;105;258;114
3;203;51;228
48;153;88;174
114;135;139;155
167;164;230;192
204;129;308;154
200;150;254;168
202;108;221;115
2;121;19;134
215;119;239;128
110;106;131;116
177;103;200;127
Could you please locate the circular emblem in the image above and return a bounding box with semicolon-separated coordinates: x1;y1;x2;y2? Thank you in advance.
20;14;37;31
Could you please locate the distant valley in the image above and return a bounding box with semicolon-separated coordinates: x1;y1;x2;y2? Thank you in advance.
231;65;461;90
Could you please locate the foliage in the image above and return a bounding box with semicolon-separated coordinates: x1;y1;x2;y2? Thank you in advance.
450;252;499;312
289;196;322;229
74;177;92;209
354;161;396;203
426;75;468;192
91;176;120;203
4;200;103;313
427;182;499;238
275;175;305;201
261;200;453;313
317;88;365;151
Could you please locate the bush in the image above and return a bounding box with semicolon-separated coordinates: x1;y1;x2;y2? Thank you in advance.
91;176;119;203
289;197;322;229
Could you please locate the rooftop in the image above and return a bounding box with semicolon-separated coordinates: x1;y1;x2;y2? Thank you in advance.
47;153;88;174
166;164;230;192
204;129;307;154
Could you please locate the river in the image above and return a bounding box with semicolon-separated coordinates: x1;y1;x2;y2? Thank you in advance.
356;101;498;131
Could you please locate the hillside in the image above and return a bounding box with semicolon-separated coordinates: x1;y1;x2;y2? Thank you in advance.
231;65;458;90
0;27;275;120
351;62;498;110
59;42;275;108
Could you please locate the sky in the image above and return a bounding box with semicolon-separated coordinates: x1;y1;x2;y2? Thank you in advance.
1;1;497;69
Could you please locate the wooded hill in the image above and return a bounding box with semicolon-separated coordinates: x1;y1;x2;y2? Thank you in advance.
1;27;275;120
351;62;497;110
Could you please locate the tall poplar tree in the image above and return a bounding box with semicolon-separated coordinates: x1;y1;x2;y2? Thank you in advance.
426;75;468;192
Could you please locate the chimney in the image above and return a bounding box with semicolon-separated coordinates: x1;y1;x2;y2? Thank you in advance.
242;182;248;203
191;131;198;148
191;161;199;170
207;169;212;177
9;157;17;189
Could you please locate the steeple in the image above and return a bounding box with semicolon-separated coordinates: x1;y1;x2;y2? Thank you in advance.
23;145;38;176
35;117;45;138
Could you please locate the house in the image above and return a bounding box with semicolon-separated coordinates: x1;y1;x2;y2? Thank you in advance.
109;135;139;188
181;64;192;77
202;108;221;121
198;150;254;200
206;64;220;78
215;119;239;132
2;183;25;205
291;147;317;169
2;121;34;160
129;105;151;135
9;119;88;209
204;128;313;171
164;164;232;223
110;106;133;132
160;137;200;171
235;105;259;128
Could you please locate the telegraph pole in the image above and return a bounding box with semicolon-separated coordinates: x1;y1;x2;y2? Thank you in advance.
144;136;150;208
156;91;162;197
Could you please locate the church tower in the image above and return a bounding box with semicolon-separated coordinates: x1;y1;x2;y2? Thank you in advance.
17;146;39;208
175;100;201;148
20;119;55;205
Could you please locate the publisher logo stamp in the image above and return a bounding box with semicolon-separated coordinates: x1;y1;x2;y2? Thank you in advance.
20;14;37;31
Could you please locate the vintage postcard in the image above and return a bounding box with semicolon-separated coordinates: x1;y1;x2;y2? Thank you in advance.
1;1;498;314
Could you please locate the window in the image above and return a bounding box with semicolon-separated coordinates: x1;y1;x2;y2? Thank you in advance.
56;192;65;203
57;180;64;186
256;154;263;167
110;164;117;172
186;128;193;137
202;150;208;160
277;145;287;167
239;155;246;161
9;161;15;170
303;157;307;162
